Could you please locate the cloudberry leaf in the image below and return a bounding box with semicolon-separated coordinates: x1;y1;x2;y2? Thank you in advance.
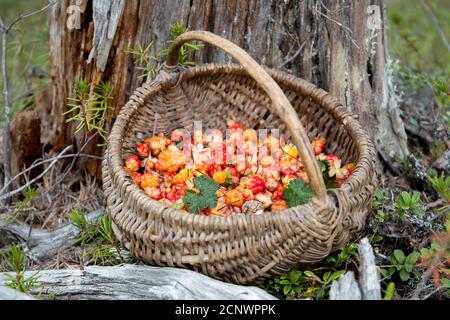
183;175;219;214
282;179;313;207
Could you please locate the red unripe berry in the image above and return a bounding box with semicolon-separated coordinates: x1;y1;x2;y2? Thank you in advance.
248;176;266;194
136;143;150;158
281;167;295;176
131;172;143;186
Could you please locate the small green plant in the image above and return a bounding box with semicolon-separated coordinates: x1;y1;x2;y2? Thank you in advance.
429;172;450;203
69;209;125;265
373;188;390;207
1;186;39;223
69;208;102;246
374;210;389;223
323;242;359;268
303;270;346;299
263;269;308;299
394;191;425;217
0;243;40;293
65;79;113;145
88;215;124;266
381;249;421;282
127;21;202;80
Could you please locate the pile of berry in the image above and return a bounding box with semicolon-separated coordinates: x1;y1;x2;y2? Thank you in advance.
124;120;355;215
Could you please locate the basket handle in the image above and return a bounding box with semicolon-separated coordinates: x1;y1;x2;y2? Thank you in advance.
166;30;328;205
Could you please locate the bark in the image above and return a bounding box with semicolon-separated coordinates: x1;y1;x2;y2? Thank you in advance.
0;264;276;300
42;0;407;176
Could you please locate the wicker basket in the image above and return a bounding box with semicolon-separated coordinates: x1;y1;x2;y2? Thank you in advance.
103;31;377;284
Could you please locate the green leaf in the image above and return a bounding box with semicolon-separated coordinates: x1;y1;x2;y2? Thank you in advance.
384;282;395;300
399;269;410;282
379;268;389;278
430;241;441;251
405;252;420;265
303;270;315;277
400;191;410;204
441;278;450;288
329;270;346;282
183;191;203;215
393;249;405;264
293;286;301;293
371;235;384;243
194;175;219;194
322;271;331;282
404;264;413;272
282;179;313;207
283;285;291;296
182;176;219;214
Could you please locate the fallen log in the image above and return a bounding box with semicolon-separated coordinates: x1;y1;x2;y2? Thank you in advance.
0;285;35;300
0;208;104;264
0;264;276;300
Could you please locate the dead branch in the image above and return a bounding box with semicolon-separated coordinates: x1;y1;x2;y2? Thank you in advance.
0;145;73;202
0;264;276;300
0;152;103;196
277;40;307;69
0;208;104;264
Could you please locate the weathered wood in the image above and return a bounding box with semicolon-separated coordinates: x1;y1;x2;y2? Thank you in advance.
0;208;104;263
0;264;277;300
358;237;382;300
44;0;407;177
87;0;125;72
0;285;35;300
329;271;362;300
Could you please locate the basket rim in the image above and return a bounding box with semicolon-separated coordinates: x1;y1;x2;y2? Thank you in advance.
106;62;376;226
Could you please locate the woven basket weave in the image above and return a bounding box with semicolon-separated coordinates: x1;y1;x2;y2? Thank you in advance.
103;31;377;284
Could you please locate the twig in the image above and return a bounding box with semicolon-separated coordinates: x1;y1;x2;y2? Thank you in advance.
420;0;450;53
2;1;58;33
0;146;73;202
0;153;103;194
46;132;100;193
277;40;307;69
422;286;444;300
